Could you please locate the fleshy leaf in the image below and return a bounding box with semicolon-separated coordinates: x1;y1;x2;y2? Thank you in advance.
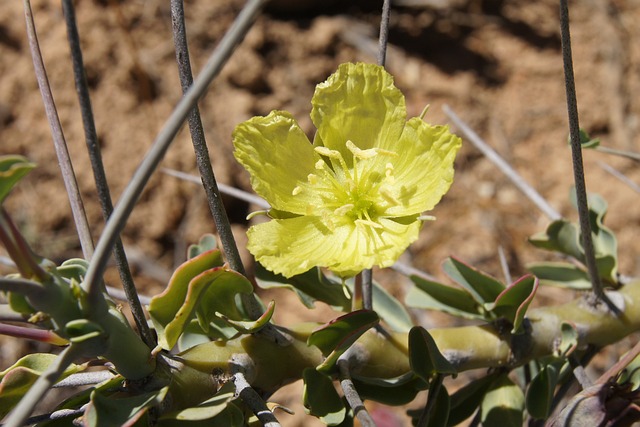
405;275;483;319
526;364;558;420
149;250;252;350
408;326;456;381
303;368;346;425
480;375;524;427
571;128;600;149
529;191;619;286
527;262;592;289
487;275;538;333
255;264;350;312
442;257;504;305
84;385;168;427
345;278;413;332
216;300;275;334
425;379;450;427
0;353;81;418
162;382;236;421
351;374;427;406
447;372;501;426
188;234;218;260
308;310;379;373
0;155;36;204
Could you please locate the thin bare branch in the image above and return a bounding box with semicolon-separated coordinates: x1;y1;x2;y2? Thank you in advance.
82;0;269;307
391;260;438;281
598;161;640;194
23;0;94;260
337;356;376;427
170;0;245;278
233;372;281;427
443;105;562;221
61;0;155;347
53;370;115;388
595;145;640;162
162;168;270;208
559;0;618;313
377;0;392;67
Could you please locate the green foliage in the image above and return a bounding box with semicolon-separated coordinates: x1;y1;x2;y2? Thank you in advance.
148;249;254;350
480;375;525;427
528;190;619;288
303;368;346;425
0;354;81;419
254;264;350;312
408;326;456;381
0;155;36;204
308;310;379;373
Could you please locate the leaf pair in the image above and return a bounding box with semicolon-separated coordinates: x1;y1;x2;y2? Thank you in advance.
406;257;538;333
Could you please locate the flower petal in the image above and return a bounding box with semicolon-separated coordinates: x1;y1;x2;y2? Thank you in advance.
311;63;406;166
233;111;320;214
384;118;462;216
247;215;422;278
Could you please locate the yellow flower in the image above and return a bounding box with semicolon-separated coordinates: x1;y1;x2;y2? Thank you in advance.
233;63;461;278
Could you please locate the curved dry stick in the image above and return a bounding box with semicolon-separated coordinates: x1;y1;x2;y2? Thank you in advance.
82;0;269;307
337;356;376;427
23;0;94;261
169;0;263;320
60;0;155;347
559;0;618;313
443;105;562;221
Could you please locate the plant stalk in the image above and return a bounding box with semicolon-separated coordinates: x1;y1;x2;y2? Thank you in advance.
559;0;618;312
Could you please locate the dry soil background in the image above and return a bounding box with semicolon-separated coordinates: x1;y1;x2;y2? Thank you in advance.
1;0;640;425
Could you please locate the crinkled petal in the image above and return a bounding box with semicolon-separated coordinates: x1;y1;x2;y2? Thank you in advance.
384;118;462;216
311;63;406;166
247;215;422;278
233;111;321;214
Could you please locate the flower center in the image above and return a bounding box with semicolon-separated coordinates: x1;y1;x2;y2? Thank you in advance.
292;141;398;230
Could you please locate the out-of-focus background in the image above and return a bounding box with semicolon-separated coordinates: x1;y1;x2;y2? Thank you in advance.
1;0;639;424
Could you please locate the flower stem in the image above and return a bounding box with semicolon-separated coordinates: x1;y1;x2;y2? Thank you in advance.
23;0;94;261
60;0;155;348
559;0;618;313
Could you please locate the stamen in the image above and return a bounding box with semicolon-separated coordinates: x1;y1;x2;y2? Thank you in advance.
418;215;436;222
385;162;395;183
379;187;398;206
314;146;342;159
334;204;354;216
315;159;325;170
307;174;319;185
346;140;378;159
355;218;383;229
246;210;269;220
292;186;303;196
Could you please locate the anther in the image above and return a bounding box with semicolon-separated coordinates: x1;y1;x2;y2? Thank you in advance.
346;140;378;159
292;186;302;196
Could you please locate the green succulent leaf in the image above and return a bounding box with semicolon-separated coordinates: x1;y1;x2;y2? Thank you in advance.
216;300;275;334
345;278;413;332
409;326;456;381
570;128;600;148
487;275;538;333
425;379;450;427
447;372;501;426
163;382;236;422
149;249;252;350
351;374;427;406
188;234;218;260
529;191;618;286
308;310;379;373
526;364;559;420
83;385;168;427
303;368;346;425
0;155;36;204
480;375;524;427
442;257;504;305
527;262;592;289
255;264;350;312
405;274;483;319
0;353;81;418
